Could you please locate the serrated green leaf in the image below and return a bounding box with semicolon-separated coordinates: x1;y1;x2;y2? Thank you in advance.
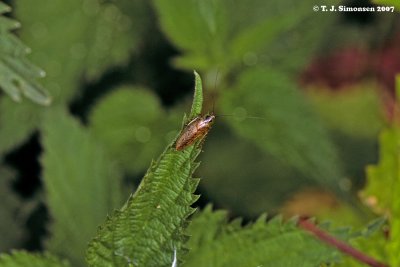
220;67;345;194
185;204;228;251
1;0;136;156
86;73;205;267
0;3;50;105
360;217;386;238
15;0;134;103
0;2;10;14
189;71;203;119
41;108;123;267
361;126;400;266
184;207;340;267
362;128;399;212
0;251;70;267
0;16;20;32
335;218;388;266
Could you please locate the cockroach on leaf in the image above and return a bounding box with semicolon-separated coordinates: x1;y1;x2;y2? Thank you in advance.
174;110;265;151
174;70;263;151
175;113;215;151
174;70;218;151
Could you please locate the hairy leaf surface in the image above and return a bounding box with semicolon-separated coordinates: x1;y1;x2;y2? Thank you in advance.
184;206;340;267
41;108;123;266
86;72;204;267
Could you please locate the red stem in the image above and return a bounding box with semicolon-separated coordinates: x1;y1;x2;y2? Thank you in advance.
298;218;388;267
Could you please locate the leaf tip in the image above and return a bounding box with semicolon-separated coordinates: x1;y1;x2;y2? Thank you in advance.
189;70;203;119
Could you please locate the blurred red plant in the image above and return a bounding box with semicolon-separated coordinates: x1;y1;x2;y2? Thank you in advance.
300;33;400;120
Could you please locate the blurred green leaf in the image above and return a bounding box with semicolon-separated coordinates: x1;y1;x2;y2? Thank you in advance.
2;0;135;162
15;0;134;103
86;72;204;267
220;67;345;194
362;128;398;213
89;86;180;174
198;127;311;217
0;97;43;156
373;0;400;9
153;0;335;73
41;108;123;266
307;84;384;139
361;126;400;266
228;7;305;67
152;0;229;70
0;166;25;251
0;3;50;105
0;251;70;267
184;206;340;267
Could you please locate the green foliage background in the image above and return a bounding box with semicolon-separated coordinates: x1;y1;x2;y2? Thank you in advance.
0;0;398;266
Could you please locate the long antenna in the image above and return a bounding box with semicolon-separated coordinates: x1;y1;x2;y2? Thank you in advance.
216;114;266;120
211;68;220;114
209;69;265;121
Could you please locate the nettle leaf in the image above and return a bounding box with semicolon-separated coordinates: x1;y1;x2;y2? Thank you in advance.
2;0;134;158
0;251;70;267
0;97;43;156
153;0;334;72
15;0;134;103
89;86;180;174
41;108;123;267
338;218;387;266
220;68;345;194
152;0;229;70
362;127;399;213
227;6;305;68
189;71;203;119
0;2;50;105
86;73;204;267
184;206;340;267
361;126;400;266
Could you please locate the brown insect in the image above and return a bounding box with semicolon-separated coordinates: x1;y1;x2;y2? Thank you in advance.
175;114;215;151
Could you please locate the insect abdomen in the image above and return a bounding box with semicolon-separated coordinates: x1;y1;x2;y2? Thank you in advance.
175;115;214;151
175;126;208;151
